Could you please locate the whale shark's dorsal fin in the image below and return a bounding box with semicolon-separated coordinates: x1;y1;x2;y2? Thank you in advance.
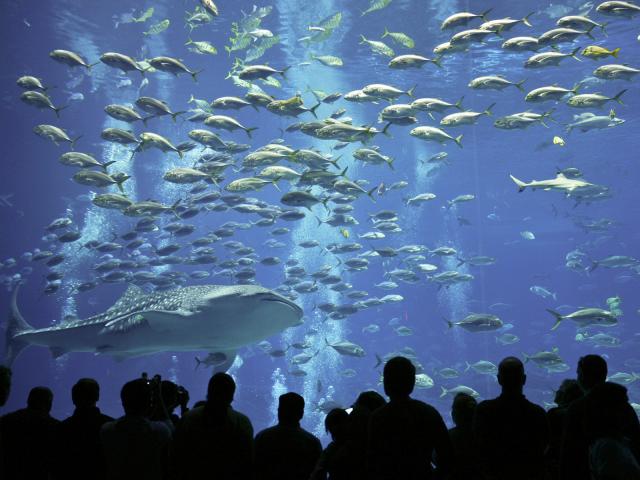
110;285;145;311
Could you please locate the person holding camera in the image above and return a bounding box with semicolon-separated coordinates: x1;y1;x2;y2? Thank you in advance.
100;374;173;480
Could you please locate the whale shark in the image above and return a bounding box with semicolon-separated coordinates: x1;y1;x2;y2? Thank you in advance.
5;283;303;371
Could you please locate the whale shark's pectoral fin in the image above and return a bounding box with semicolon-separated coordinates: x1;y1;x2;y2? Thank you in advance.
99;313;149;335
100;309;192;336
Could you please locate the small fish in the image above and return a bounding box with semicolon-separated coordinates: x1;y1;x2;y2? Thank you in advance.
553;136;565;146
340;229;350;239
144;19;170;36
520;231;536;240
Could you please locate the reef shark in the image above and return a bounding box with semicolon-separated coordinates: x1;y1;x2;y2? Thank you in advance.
5;283;303;371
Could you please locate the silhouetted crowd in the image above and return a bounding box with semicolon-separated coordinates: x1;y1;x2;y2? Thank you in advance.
1;354;639;480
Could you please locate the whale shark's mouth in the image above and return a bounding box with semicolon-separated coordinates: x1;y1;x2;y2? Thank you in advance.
260;297;303;317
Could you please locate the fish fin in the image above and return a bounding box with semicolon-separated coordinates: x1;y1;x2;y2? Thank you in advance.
546;309;564;331
70;135;83;151
484;103;496;116
611;47;620;58
613;89;627;105
585;25;596;40
101;161;117;172
382;27;389;38
191;69;204;82
454;134;463;148
406;85;417;98
509;174;527;192
4;283;34;366
171;111;187;122
245;127;258;139
309;102;321;118
432;56;443;68
54;105;68;118
523;12;534;27
480;8;493;20
515;79;526;92
570;47;582;61
440;386;448;398
464;361;471;372
109;284;145;311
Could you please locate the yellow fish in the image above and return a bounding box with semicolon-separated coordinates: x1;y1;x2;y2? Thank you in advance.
581;46;620;60
553;136;565;147
340;229;350;238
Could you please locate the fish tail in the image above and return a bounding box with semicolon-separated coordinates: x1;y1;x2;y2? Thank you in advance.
386;157;394;170
455;96;465;110
432;56;443;68
570;47;582;62
611;47;620;58
245;127;258;139
101;161;117;172
480;8;493;20
484;103;496;116
454;134;463;148
54;105;68;118
87;61;100;72
445;319;453;329
613;89;627;105
515;79;526;92
589;261;599;272
367;186;377;201
315;216;323;227
585;25;596;40
195;357;201;369
5;283;34;366
280;66;291;79
382;28;389;38
523;11;534;27
456;257;465;267
70;135;83;151
465;361;471;372
546;309;564;331
171;111;187;122
600;22;609;36
406;85;417;98
509;174;527;192
374;353;383;369
142;115;155;127
191;69;204;82
440;386;448;398
309;102;321;118
523;353;530;363
381;122;392;137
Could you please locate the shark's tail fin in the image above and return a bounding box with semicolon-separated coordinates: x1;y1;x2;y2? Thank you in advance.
5;284;34;367
547;309;564;331
510;174;527;192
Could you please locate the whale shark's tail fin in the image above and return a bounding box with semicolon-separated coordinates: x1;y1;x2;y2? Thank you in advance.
5;283;34;367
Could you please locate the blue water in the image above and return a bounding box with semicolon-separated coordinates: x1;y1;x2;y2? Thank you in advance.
1;0;639;441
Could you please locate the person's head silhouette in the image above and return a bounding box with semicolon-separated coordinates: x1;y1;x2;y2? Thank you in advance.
72;378;100;408
278;392;305;425
325;408;349;442
498;357;526;394
27;386;53;414
452;392;477;428
577;354;607;392
383;356;415;400
0;365;11;407
207;372;236;406
121;379;151;416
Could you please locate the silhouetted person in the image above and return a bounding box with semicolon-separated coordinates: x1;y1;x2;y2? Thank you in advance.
310;408;353;480
0;386;59;479
586;382;640;479
152;380;189;427
54;378;114;480
367;356;453;480
0;365;10;407
561;355;640;480
473;356;549;480
171;372;253;480
448;392;481;480
348;391;387;479
254;392;322;480
546;379;583;480
0;365;10;475
100;378;172;480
